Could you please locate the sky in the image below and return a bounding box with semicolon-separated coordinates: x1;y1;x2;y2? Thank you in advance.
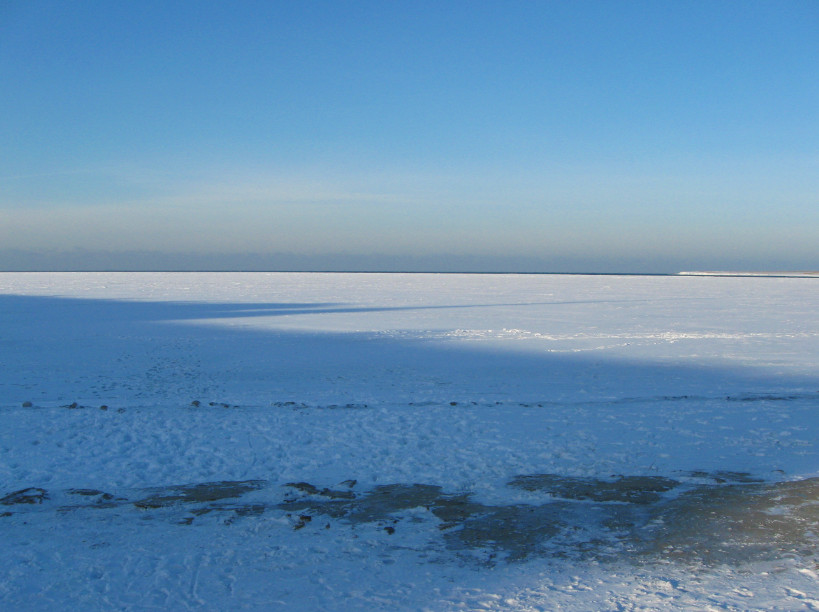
1;1;817;273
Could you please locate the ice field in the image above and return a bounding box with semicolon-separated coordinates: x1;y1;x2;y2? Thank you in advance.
1;272;818;610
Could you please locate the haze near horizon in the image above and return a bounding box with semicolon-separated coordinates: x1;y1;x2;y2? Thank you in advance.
1;1;817;273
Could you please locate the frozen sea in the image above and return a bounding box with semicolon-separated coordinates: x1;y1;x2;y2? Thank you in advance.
1;272;818;610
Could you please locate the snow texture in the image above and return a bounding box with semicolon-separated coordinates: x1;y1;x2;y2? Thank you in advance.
1;272;818;610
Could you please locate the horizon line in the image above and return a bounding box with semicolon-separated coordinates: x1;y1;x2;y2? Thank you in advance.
2;270;818;278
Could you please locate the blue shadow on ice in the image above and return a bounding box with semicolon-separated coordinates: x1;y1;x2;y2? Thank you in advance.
1;293;817;408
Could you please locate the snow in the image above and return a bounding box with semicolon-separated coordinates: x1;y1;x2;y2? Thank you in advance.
1;272;818;610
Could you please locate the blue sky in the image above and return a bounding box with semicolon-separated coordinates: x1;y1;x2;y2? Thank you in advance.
1;1;817;272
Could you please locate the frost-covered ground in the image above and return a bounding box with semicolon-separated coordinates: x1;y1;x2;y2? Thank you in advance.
1;272;818;611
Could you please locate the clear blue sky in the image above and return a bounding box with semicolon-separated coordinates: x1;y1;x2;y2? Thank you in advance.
2;1;817;272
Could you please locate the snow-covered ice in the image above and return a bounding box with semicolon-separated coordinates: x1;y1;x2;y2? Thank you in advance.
1;272;818;610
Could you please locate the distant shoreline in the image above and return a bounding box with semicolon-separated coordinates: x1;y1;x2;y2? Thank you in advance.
1;270;817;278
678;271;819;278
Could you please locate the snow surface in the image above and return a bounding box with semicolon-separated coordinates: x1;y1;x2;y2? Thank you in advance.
1;272;818;610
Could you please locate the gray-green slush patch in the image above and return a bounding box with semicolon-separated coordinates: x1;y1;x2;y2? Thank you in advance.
1;487;48;505
509;474;680;504
134;480;267;509
280;483;572;561
642;477;819;564
5;472;819;566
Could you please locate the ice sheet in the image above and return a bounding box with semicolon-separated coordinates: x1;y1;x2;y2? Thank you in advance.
1;273;818;610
